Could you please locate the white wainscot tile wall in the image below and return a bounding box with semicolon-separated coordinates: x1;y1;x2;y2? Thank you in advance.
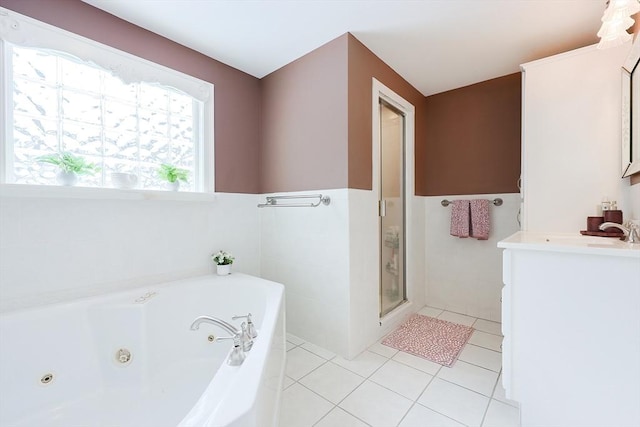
261;188;426;359
260;189;351;357
423;193;521;322
0;192;261;312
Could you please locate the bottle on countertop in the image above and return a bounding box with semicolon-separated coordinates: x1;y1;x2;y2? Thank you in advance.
601;197;611;212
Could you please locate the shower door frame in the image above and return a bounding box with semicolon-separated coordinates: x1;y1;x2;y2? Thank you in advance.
372;78;416;327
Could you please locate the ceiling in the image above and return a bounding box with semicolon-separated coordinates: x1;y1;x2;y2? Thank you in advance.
81;0;606;96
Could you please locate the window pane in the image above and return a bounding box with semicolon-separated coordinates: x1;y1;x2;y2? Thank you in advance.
62;90;101;125
13;79;57;117
105;101;138;133
61;57;101;93
139;83;168;111
13;48;57;83
104;74;137;100
6;45;204;191
13;115;58;152
104;131;138;160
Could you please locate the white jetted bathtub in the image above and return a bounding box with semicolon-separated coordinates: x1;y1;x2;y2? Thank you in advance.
0;273;286;427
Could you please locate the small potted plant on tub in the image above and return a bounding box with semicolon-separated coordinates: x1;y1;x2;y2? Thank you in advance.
212;250;234;276
157;163;188;191
36;152;100;186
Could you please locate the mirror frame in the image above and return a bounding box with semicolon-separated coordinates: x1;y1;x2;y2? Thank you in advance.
622;38;640;177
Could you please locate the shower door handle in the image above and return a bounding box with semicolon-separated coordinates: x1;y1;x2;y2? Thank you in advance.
379;199;386;217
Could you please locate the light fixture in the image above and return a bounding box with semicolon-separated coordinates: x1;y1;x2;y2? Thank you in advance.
597;0;640;49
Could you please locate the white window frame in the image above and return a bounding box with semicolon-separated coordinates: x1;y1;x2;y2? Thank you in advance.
0;7;214;194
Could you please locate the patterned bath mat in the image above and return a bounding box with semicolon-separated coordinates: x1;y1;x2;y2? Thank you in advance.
382;314;474;367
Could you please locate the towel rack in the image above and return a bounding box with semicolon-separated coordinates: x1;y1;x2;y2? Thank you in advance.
441;198;503;207
258;194;331;208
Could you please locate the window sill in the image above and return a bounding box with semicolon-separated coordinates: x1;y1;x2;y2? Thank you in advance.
0;184;217;202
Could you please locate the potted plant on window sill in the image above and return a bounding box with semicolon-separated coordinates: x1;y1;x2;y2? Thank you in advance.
36;152;100;186
158;163;189;191
212;250;234;276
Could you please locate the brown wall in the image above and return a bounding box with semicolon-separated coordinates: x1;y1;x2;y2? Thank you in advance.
421;74;522;195
1;1;523;195
0;0;262;193
347;35;427;191
260;36;348;192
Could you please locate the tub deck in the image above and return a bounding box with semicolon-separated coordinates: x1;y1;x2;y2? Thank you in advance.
0;274;286;427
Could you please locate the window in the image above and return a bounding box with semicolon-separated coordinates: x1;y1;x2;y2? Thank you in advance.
0;9;213;192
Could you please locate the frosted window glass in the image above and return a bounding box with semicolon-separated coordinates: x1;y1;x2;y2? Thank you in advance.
6;45;201;192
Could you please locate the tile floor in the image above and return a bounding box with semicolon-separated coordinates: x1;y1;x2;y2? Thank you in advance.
279;306;520;427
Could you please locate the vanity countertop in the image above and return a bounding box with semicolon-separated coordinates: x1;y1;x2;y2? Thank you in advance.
498;231;640;258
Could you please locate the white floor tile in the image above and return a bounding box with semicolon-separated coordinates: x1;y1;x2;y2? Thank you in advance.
392;351;442;376
369;359;433;400
299;361;365;404
286;347;326;380
458;344;502;372
437;360;499;396
314;407;370;427
492;374;520;408
473;319;503;336
417;306;444;318
368;340;399;358
418;378;490;427
482;399;520;427
286;341;297;351
468;330;503;352
399;403;465;427
302;342;336;360
280;383;334;427
332;350;388;378
339;380;413;427
287;333;305;345
438;311;477;326
283;375;295;390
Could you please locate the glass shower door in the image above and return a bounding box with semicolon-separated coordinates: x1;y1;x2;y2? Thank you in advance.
379;101;406;317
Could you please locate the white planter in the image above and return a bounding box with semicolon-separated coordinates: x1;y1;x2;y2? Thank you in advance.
216;264;231;276
111;172;138;189
167;181;180;191
56;171;77;186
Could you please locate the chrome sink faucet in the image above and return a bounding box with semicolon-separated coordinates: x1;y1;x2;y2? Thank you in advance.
190;315;252;366
599;221;640;244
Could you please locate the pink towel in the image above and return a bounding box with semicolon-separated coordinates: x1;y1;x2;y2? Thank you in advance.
470;199;490;240
450;200;470;238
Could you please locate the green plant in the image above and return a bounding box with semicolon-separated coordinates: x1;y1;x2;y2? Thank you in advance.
211;250;234;265
158;163;189;183
36;152;100;175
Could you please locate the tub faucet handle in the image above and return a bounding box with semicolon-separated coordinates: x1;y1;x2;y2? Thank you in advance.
213;334;246;366
232;313;258;338
240;322;254;352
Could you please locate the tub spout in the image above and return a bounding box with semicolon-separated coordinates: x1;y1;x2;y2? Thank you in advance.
190;315;239;336
190;316;247;366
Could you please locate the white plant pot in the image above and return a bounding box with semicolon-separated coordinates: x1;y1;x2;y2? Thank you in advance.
57;171;78;186
167;181;180;191
216;264;231;276
111;172;138;189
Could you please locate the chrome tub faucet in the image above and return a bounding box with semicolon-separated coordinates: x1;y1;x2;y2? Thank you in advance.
190;315;253;366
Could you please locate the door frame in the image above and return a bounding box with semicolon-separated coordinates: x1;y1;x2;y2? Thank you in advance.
372;78;415;331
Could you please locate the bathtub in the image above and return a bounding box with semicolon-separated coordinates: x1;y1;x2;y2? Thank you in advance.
0;273;286;427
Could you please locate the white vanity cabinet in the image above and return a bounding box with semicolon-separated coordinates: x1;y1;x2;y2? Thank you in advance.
499;232;640;427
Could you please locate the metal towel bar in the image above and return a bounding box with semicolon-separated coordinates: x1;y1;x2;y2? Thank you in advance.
441;198;503;207
257;194;331;208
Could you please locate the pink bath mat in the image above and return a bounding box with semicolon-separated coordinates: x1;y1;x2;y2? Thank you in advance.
382;314;474;367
